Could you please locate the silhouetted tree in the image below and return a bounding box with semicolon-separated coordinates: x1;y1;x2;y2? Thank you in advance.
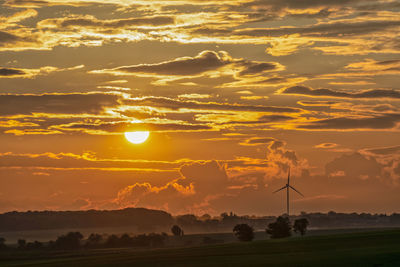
86;233;103;248
293;218;309;236
233;224;254;242
148;233;167;247
0;237;6;249
171;225;184;236
26;241;43;249
55;232;83;250
17;239;26;249
176;214;198;227
105;234;119;248
120;233;134;247
266;216;292;239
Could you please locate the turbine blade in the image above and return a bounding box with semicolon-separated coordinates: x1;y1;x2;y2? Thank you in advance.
287;168;290;185
289;185;304;197
273;185;287;194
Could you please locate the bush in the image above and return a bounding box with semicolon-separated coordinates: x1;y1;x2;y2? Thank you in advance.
54;232;83;250
266;216;292;239
105;234;120;248
293;218;309;236
0;237;7;249
85;233;103;248
26;241;43;250
17;239;26;249
171;225;184;236
233;224;254;242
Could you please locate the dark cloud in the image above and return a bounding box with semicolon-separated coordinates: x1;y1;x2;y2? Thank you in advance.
95;50;282;77
0;151;182;170
226;115;294;125
0;31;20;43
239;62;278;75
42;16;175;28
59;121;212;132
281;86;400;99
0;93;120;116
299;114;400;130
325;152;382;179
297;100;339;106
124;97;300;113
235;20;400;38
376;59;400;66
242;0;358;10
363;145;400;155
0;68;25;76
106;51;231;76
266;140;299;170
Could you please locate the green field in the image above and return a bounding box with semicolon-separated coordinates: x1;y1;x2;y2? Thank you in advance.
1;229;400;266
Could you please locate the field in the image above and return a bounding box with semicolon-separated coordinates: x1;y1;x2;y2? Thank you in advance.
1;229;400;266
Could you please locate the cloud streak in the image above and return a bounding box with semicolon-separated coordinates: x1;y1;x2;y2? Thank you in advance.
280;86;400;100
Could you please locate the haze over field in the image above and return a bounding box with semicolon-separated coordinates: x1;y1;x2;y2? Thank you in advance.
0;0;400;215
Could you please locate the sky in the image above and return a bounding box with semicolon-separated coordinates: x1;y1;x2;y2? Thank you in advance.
1;0;400;216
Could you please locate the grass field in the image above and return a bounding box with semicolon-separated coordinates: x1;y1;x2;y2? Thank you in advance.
1;229;400;266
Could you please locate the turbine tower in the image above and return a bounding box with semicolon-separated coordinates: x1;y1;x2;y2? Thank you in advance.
273;168;304;216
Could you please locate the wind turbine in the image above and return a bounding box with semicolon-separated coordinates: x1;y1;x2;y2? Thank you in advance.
273;168;304;216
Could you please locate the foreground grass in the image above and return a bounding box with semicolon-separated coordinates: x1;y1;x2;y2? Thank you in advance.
1;229;400;266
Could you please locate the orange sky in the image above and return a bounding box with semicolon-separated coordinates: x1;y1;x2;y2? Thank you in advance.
0;0;400;215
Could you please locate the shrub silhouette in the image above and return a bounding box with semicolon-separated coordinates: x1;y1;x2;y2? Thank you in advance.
293;218;309;236
266;216;292;238
85;233;103;248
171;225;184;236
105;234;120;248
0;237;6;249
102;233;167;248
55;232;83;250
233;224;254;242
17;239;26;249
26;241;43;250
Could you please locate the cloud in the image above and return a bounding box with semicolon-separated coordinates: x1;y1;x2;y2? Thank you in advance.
0;9;38;28
124;96;300;113
0;65;83;78
91;50;284;85
56;121;212;133
325;152;383;179
297;100;339;106
362;145;400;155
105;51;233;76
235;19;400;38
280;85;400;99
38;15;175;29
0;92;120;116
345;58;400;72
298;114;400;130
0;151;188;171
240;137;276;146
241;0;361;10
314;143;338;149
0;68;25;76
0;31;20;43
115;160;230;213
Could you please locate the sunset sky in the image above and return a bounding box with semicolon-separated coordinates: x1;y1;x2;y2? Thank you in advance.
1;0;400;216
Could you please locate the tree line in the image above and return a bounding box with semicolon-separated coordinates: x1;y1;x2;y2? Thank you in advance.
0;218;308;251
233;217;309;242
1;208;399;233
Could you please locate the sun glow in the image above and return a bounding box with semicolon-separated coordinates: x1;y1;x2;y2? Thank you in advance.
124;131;150;144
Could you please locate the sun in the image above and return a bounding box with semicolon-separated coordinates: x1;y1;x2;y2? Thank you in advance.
124;131;150;144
